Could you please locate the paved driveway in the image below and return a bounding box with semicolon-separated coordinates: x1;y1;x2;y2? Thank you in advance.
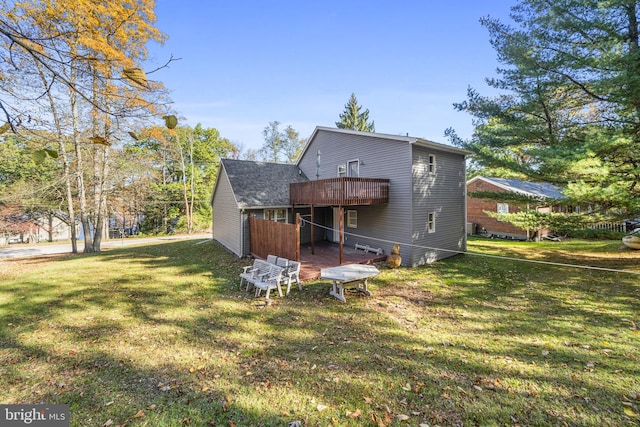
0;234;211;259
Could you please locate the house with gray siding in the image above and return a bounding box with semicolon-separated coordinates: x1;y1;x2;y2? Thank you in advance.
211;159;309;257
211;126;470;266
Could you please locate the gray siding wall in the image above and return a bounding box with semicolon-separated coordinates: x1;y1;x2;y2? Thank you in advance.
298;130;414;264
294;207;327;245
242;209;265;257
212;168;243;257
411;145;467;266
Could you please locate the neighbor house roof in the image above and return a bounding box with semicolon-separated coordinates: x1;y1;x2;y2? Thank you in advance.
468;176;566;200
220;158;309;209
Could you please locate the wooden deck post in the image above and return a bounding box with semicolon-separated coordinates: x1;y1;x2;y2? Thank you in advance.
339;205;343;265
311;205;315;255
295;213;301;262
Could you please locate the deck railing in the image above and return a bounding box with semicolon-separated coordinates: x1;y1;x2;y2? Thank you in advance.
290;177;390;206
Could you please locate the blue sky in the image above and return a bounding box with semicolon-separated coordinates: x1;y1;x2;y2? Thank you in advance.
146;1;513;152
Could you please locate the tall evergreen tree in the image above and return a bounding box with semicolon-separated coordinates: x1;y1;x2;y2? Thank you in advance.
336;93;375;132
448;0;640;222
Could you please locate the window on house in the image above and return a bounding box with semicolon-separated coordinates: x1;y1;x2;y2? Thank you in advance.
347;159;359;177
337;164;346;177
428;154;436;174
264;209;288;223
497;203;509;214
427;212;436;233
347;210;357;228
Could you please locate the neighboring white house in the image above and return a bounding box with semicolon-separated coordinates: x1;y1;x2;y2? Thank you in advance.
0;210;75;245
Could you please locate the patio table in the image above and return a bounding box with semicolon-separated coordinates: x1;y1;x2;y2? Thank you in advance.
320;264;380;303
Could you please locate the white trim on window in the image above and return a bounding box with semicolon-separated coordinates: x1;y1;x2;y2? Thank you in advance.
337;164;346;177
497;203;509;214
264;208;288;223
347;159;359;177
347;210;357;228
427;211;436;233
428;154;436;174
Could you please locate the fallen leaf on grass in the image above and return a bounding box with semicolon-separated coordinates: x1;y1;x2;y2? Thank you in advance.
396;413;410;421
364;397;373;404
371;412;387;427
133;410;145;418
316;404;328;411
347;409;362;418
624;407;639;417
401;383;411;391
101;420;113;427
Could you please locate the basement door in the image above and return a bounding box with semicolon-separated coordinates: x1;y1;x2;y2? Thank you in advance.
332;207;342;243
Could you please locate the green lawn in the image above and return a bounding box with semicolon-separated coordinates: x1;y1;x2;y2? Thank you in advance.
1;237;639;426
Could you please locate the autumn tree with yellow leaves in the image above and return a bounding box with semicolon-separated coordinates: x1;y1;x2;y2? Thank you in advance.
0;0;172;252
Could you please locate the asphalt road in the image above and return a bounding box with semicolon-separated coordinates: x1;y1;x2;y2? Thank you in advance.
0;233;212;259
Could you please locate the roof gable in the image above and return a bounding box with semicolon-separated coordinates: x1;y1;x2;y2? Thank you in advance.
296;126;471;166
219;159;309;208
468;176;566;200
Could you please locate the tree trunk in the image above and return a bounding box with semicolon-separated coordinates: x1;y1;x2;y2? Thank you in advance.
178;142;192;234
189;136;196;234
38;61;78;253
71;83;94;253
91;145;110;251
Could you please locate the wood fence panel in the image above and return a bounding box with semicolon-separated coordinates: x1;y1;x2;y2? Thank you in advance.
249;214;300;261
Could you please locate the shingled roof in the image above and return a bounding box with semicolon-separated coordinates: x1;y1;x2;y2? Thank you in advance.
221;158;309;208
470;176;566;200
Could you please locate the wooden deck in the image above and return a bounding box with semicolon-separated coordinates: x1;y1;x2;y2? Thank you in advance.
290;177;389;206
299;241;386;281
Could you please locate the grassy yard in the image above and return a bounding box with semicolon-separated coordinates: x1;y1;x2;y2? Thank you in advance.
1;237;639;426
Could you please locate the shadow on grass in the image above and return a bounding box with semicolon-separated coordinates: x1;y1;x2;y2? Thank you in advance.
1;238;639;426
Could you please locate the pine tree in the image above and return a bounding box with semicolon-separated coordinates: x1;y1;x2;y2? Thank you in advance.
448;0;640;222
336;93;375;132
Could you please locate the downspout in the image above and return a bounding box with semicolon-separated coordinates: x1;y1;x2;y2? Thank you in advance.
240;209;245;257
463;159;468;251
